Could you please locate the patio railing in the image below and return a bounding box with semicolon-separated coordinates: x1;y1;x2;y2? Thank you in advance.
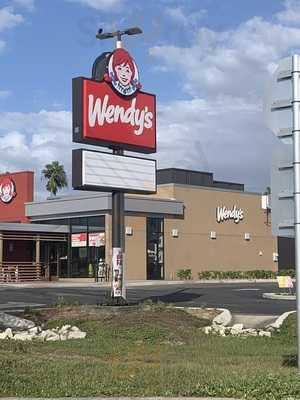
0;262;41;282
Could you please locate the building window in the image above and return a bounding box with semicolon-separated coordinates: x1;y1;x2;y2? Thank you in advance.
146;217;164;280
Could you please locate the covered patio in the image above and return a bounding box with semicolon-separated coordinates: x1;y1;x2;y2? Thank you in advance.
0;223;68;282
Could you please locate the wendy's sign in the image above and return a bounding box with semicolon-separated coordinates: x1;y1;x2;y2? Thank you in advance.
73;48;156;153
106;48;141;97
0;177;16;204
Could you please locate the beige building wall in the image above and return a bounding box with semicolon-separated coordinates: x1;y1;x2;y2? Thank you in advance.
161;184;277;279
106;184;277;281
105;214;147;280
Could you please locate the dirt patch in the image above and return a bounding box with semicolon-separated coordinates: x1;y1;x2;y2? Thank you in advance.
21;303;217;333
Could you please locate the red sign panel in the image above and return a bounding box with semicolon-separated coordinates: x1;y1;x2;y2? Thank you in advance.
73;77;156;153
0;171;34;223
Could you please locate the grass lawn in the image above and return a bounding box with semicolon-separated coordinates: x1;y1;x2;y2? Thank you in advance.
0;301;299;399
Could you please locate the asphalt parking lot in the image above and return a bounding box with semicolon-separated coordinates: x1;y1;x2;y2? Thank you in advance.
0;281;296;315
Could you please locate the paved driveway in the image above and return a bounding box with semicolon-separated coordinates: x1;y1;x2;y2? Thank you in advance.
0;282;296;315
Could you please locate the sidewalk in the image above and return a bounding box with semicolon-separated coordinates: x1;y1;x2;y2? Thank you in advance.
0;278;278;289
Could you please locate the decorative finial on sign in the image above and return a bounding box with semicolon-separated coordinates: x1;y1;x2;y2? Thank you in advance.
96;27;142;49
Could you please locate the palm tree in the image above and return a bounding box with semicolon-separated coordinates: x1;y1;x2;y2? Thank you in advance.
41;161;68;197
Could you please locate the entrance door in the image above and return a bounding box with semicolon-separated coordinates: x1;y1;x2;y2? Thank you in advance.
41;242;67;280
146;217;164;280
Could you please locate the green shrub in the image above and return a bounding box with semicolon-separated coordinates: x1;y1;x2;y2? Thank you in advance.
277;269;296;278
176;268;192;280
197;270;277;280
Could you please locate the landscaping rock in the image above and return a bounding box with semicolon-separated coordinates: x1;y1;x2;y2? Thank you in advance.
46;333;60;341
204;326;212;334
13;332;34;341
259;330;271;337
0;328;13;340
0;312;87;342
203;323;273;338
0;312;35;330
60;324;71;333
68;330;86;340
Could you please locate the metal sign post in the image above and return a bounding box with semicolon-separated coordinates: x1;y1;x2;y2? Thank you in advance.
111;148;125;300
292;55;300;372
266;54;300;372
111;35;125;301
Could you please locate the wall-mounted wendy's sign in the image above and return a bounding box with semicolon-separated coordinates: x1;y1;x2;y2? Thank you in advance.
0;177;17;204
73;48;156;154
216;205;244;224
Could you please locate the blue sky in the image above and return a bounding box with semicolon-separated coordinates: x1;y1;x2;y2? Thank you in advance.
0;0;300;196
0;0;285;112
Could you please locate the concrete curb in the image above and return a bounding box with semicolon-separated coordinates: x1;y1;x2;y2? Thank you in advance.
1;278;278;289
267;310;296;329
175;306;232;327
262;292;296;300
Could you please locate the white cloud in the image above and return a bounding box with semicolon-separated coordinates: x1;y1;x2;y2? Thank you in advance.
276;0;300;24
148;3;300;191
165;6;206;28
67;0;124;11
150;18;300;100
0;110;72;198
0;6;24;32
155;96;278;191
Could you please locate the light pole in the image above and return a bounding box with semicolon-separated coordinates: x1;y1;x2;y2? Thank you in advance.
96;27;142;301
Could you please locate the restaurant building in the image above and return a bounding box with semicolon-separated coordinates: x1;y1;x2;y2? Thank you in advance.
0;168;278;282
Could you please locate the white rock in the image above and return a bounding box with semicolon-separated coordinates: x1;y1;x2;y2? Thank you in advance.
3;328;13;339
203;326;212;334
13;332;34;341
241;329;258;336
60;325;71;333
39;329;57;340
258;330;271;337
70;326;80;332
59;333;68;341
46;333;60;341
68;331;86;340
0;312;35;330
28;327;40;335
231;323;244;330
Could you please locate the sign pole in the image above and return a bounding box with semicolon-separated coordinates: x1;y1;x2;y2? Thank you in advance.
111;149;125;300
292;54;300;373
112;35;126;300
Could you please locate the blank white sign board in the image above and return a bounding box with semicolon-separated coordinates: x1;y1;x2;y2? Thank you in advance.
73;149;156;194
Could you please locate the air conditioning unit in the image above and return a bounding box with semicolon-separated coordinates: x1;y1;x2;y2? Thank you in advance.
125;226;133;236
171;229;178;238
210;231;217;239
244;233;251;241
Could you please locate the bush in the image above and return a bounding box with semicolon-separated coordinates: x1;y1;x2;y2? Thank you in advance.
277;269;296;278
176;268;192;280
197;270;277;280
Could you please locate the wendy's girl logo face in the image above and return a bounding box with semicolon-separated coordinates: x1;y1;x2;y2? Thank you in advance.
106;48;140;96
0;177;16;204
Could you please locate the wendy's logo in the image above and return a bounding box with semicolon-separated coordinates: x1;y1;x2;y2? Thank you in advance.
0;177;16;204
105;48;141;96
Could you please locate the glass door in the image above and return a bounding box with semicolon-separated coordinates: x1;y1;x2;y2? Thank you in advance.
146;217;164;280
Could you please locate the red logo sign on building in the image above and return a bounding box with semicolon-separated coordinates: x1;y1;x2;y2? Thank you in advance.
0;177;16;204
73;48;156;153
